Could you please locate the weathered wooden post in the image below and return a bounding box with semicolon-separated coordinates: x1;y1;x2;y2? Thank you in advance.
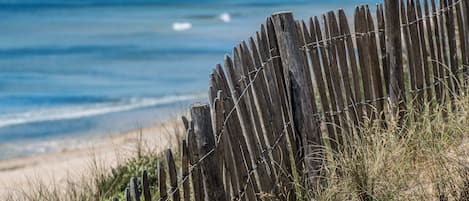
157;160;167;201
129;177;140;201
185;117;205;201
385;0;405;124
141;170;151;201
124;187;131;201
165;149;180;201
191;103;227;201
181;140;190;201
463;0;469;85
271;11;323;187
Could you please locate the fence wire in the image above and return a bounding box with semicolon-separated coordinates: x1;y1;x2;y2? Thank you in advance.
299;0;462;51
160;51;283;201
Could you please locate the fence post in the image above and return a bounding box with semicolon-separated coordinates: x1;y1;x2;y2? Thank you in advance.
191;103;227;201
165;149;180;201
463;0;469;85
385;0;405;124
129;177;140;201
186;118;205;201
271;11;323;187
141;170;151;201
124;187;131;201
181;140;190;201
157;160;167;201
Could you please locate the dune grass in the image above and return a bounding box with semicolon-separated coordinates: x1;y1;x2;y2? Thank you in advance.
5;90;469;201
311;90;469;200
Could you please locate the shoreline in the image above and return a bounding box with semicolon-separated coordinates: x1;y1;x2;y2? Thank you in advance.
0;116;184;198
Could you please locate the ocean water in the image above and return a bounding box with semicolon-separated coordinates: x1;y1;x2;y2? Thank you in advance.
0;0;378;160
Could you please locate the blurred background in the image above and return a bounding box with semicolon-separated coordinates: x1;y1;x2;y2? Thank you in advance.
0;0;378;159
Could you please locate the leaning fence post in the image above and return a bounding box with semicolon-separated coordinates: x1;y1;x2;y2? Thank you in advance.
141;170;152;201
129;177;140;201
181;139;190;201
271;11;323;187
385;0;405;124
191;103;227;201
157;160;168;201
165;149;180;201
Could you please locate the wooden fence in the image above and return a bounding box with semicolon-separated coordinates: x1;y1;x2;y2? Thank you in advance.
113;0;469;200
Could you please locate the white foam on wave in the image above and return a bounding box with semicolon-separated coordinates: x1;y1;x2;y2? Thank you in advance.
172;22;192;31
219;12;231;23
0;94;204;128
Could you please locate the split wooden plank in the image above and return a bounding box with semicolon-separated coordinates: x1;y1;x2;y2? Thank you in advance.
438;0;453;105
407;0;425;109
416;0;434;102
215;63;254;201
223;56;259;201
125;187;131;201
165;149;180;201
338;10;364;124
431;0;446;104
186;124;204;201
129;177;140;201
365;6;385;121
385;0;406;120
463;0;469;85
266;17;303;176
300;19;336;140
239;41;277;185
329;11;358;129
401;0;417;99
312;16;343;147
227;45;275;196
355;6;374;120
258;24;297;201
157;160;168;201
424;0;441;102
377;4;389;95
212;89;240;200
455;0;467;88
141;170;152;201
324;11;350;139
191;104;227;201
208;70;225;173
444;0;460;100
250;34;296;198
271;11;323;186
181;140;190;201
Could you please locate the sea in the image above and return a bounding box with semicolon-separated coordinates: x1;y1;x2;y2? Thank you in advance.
0;0;379;160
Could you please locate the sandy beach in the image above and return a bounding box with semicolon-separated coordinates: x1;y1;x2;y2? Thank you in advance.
0;118;183;198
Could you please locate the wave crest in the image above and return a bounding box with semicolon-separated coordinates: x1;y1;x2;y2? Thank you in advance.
0;94;203;128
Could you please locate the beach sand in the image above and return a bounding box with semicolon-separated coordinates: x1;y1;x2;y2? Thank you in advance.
0;118;183;199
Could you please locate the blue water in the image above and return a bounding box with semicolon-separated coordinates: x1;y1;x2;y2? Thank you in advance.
0;0;378;159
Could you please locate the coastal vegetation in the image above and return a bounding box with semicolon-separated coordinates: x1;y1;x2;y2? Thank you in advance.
5;91;468;201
